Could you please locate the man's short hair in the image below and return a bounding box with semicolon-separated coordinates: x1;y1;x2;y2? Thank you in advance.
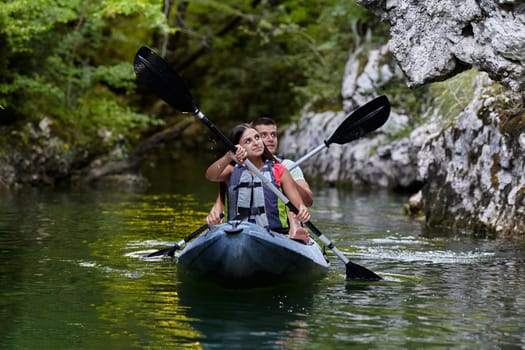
251;117;277;127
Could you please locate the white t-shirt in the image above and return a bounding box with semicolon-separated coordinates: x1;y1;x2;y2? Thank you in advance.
281;159;305;181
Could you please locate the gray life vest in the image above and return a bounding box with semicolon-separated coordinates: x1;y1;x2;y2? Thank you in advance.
227;160;287;231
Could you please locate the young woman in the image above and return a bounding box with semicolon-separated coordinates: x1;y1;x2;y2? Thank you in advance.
205;124;310;243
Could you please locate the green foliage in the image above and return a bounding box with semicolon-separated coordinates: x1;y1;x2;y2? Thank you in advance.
376;70;480;142
0;0;80;52
163;0;389;126
0;0;388;157
76;94;164;144
0;0;167;150
429;70;479;125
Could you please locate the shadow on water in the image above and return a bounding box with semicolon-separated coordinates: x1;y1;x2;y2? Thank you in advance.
176;279;320;349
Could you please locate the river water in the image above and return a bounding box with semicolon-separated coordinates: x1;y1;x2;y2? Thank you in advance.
1;157;525;349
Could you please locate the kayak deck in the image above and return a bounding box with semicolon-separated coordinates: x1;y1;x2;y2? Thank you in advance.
177;221;329;288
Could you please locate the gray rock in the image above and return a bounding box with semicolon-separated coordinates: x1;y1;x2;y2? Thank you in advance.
357;0;525;91
419;73;525;234
281;43;427;190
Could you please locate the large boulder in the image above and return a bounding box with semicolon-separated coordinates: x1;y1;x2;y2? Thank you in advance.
418;74;525;235
356;0;525;91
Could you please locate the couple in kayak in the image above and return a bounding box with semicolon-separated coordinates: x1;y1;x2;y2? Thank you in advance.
205;118;313;244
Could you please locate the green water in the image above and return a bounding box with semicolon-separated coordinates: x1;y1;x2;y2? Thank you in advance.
1;159;525;349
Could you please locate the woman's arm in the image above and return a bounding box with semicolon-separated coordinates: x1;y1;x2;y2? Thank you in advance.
205;146;246;182
279;169;311;223
205;153;238;183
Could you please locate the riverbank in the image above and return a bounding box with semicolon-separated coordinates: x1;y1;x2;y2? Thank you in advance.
0;117;198;190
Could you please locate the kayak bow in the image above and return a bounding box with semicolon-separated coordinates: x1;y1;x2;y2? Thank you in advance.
177;221;329;288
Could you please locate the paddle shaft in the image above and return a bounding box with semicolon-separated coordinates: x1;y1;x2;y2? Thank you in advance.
146;212;227;257
146;223;209;257
286;143;327;172
173;223;209;250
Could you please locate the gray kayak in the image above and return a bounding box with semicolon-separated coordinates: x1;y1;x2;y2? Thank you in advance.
177;221;330;288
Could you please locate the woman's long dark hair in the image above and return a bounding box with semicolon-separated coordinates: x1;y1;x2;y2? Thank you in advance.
230;124;276;162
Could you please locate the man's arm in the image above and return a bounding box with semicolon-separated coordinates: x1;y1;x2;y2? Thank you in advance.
282;159;313;207
294;179;313;207
206;191;225;225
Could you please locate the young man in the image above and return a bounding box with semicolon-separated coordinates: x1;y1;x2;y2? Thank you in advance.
205;118;313;242
252;117;313;207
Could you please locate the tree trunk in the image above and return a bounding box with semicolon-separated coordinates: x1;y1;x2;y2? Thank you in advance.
84;119;194;184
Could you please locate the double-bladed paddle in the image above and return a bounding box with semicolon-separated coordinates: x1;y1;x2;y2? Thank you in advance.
287;96;390;171
134;46;383;281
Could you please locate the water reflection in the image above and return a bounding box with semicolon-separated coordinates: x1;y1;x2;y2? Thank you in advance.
177;281;320;349
1;184;525;349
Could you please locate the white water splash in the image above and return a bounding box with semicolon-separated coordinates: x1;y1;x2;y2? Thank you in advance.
360;247;495;264
78;260;143;278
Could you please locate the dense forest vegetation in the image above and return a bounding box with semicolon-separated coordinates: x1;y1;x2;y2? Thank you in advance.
0;0;388;184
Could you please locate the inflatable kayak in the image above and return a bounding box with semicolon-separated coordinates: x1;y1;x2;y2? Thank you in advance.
177;221;329;288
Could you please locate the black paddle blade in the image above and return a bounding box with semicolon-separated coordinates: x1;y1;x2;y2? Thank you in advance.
326;95;390;146
346;261;382;281
134;46;199;114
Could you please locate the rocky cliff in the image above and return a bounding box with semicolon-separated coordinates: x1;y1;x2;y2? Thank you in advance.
357;0;525;91
281;1;525;236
